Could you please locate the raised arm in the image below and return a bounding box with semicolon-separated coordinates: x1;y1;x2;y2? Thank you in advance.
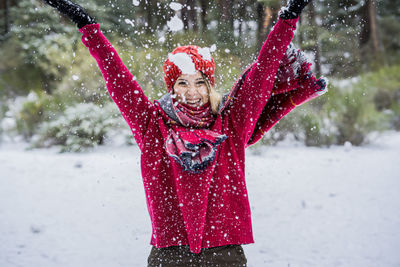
229;0;310;144
79;25;155;149
42;0;155;148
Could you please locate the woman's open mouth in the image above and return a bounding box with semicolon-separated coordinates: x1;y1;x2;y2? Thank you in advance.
186;99;201;105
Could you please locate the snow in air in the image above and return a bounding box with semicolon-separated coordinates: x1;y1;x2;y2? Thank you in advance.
167;15;184;32
169;2;183;11
132;0;140;6
210;44;217;52
158;36;165;43
125;19;135;27
72;75;79;81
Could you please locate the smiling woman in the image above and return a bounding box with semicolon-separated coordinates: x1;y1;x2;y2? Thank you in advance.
40;0;326;266
173;72;209;107
172;71;222;114
163;45;222;114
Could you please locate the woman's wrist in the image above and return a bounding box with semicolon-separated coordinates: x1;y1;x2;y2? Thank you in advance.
279;0;311;19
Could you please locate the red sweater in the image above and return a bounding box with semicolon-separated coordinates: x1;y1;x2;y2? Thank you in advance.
79;18;298;253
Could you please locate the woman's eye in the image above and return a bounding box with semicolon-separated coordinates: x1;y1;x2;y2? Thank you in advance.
178;82;188;86
196;81;205;85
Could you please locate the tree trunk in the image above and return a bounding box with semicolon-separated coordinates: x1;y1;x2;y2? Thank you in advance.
4;0;10;35
308;2;321;77
360;0;383;65
199;0;208;32
368;0;382;61
263;6;272;30
257;1;280;49
143;0;155;33
229;0;234;31
359;1;370;47
256;2;265;49
180;0;189;31
237;1;246;40
187;0;198;31
217;0;234;43
218;0;234;31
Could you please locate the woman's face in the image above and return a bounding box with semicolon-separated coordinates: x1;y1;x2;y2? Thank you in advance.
173;71;209;107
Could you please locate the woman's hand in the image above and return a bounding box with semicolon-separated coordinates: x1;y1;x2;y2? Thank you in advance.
279;0;311;19
42;0;96;28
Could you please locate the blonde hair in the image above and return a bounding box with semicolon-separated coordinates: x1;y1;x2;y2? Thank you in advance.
202;73;222;114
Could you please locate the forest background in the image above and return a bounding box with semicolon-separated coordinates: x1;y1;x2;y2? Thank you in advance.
0;0;399;152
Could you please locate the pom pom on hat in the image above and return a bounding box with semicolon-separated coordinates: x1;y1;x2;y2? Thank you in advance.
163;45;215;91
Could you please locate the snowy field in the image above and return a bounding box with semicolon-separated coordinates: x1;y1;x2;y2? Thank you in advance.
1;132;400;267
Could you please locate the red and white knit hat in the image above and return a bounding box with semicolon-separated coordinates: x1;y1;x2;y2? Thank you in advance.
163;45;215;91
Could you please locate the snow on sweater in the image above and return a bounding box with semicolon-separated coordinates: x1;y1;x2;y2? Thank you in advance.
79;17;298;253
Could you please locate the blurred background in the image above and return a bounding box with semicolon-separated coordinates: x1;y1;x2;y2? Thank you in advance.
0;0;399;151
1;2;400;267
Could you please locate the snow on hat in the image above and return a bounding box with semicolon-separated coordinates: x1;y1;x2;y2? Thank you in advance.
163;45;215;91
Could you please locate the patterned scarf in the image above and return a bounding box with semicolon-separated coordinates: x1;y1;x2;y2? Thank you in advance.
157;94;227;173
173;101;215;128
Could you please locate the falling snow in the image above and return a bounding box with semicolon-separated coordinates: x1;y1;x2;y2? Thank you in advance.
169;2;183;11
167;15;184;32
124;19;134;27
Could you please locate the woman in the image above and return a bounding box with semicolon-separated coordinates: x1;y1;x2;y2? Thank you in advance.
42;0;325;266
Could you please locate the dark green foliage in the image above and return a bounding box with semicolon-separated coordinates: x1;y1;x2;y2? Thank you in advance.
260;66;400;147
364;65;400;130
33;102;121;152
374;90;392;111
16;93;50;139
1;0;400;150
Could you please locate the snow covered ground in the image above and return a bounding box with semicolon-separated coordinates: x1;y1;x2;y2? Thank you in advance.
1;132;400;267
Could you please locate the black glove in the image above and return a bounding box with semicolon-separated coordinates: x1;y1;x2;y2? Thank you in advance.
279;0;311;19
42;0;96;29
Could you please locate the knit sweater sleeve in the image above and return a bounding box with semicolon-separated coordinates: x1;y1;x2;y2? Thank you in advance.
247;92;299;146
79;24;155;149
229;18;298;144
254;81;328;138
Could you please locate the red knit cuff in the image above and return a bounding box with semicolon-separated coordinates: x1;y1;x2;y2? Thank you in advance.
79;23;101;47
79;23;100;35
280;17;299;29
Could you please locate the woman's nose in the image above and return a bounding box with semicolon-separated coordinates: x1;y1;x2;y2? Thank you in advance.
186;85;197;96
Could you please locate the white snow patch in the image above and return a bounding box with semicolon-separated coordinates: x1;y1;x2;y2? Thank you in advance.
1;117;16;131
168;53;196;74
169;2;183;11
1;132;400;267
167;15;184;32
